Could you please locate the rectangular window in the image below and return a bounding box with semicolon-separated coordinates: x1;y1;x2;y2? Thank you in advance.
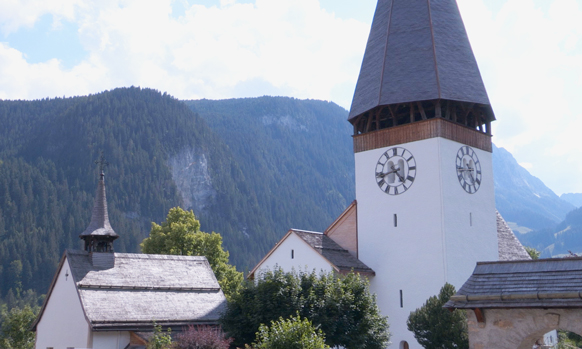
400;290;403;308
291;249;294;259
394;214;398;227
470;212;473;227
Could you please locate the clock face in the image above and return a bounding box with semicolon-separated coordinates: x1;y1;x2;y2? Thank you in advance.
456;146;482;194
375;147;417;195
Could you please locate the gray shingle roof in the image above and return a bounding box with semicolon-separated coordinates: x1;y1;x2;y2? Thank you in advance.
497;211;531;261
348;0;493;121
67;250;226;330
292;230;375;275
445;257;582;309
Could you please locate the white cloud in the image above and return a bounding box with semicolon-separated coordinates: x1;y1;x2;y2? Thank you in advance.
0;0;81;36
0;0;369;108
459;0;582;195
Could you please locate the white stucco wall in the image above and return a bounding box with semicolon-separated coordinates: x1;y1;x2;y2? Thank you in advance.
355;137;498;349
92;332;130;349
36;257;91;349
255;232;334;278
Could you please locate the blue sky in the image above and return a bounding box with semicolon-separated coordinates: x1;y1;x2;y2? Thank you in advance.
0;0;581;196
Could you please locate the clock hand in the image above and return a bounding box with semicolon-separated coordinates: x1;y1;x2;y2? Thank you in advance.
377;166;400;178
390;165;404;182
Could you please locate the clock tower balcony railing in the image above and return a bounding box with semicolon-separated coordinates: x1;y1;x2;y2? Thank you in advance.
350;99;494;137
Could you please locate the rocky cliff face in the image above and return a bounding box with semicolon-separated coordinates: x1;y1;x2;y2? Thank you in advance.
168;148;217;215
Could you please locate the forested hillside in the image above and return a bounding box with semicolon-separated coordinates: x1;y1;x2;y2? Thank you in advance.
0;88;264;303
184;97;354;235
0;89;354;305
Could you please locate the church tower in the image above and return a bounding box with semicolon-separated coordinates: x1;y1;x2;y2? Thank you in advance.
349;0;498;347
79;155;118;253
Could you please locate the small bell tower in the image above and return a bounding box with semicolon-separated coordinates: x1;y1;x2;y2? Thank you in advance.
79;153;118;253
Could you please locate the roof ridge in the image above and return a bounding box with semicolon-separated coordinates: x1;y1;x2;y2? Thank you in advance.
77;285;221;291
291;229;323;235
113;253;208;261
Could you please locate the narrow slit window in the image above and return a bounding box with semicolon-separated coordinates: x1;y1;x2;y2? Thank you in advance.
470;212;473;227
394;214;398;227
291;249;294;259
400;290;403;308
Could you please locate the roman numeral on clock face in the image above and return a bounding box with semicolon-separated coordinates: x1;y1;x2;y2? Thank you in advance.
456;146;482;194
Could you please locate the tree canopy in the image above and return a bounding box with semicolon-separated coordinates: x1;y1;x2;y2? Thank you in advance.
141;207;243;299
253;314;329;349
0;305;37;349
407;283;468;349
220;268;390;349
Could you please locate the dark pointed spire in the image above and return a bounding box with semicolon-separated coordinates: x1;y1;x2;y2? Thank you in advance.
349;0;494;130
80;155;118;252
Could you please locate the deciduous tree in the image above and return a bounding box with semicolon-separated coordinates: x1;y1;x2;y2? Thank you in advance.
0;305;37;349
253;314;329;349
221;268;389;349
407;283;468;349
141;207;243;299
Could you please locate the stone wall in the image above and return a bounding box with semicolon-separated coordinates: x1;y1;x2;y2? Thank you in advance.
466;308;582;349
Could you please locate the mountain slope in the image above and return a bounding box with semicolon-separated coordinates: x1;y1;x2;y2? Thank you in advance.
184;97;355;236
493;144;574;230
0;88;267;298
518;206;582;257
561;193;582;208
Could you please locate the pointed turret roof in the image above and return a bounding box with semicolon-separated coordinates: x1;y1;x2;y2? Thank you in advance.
349;0;494;122
80;172;118;239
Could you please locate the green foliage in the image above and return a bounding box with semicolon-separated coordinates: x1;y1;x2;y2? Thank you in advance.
141;207;243;300
147;323;172;349
557;330;582;348
253;314;329;349
0;305;38;349
221;268;389;349
407;283;468;349
525;247;541;260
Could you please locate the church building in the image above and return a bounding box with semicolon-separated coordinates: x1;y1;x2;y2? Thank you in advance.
250;0;530;348
32;169;226;349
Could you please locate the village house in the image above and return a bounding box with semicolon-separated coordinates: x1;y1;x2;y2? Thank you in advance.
32;170;226;349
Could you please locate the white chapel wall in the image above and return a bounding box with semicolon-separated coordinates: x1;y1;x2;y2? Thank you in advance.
255;232;334;278
36;257;91;349
92;331;130;349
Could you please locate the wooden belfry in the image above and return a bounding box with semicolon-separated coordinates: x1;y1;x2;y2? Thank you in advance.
349;0;495;149
79;153;119;253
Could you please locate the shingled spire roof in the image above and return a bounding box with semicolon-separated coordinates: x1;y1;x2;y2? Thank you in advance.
349;0;494;123
80;171;118;251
